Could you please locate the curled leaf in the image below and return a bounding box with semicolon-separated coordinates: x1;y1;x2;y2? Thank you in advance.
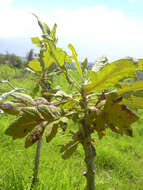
37;104;61;121
45;121;58;142
25;122;46;148
11;93;35;106
0;101;24;115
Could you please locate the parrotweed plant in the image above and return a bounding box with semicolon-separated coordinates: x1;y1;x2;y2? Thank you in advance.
1;15;143;190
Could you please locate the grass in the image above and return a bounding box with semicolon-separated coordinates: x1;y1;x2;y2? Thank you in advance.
0;65;143;189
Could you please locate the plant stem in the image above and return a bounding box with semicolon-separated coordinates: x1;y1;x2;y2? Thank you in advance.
81;127;96;190
80;77;96;190
30;137;42;190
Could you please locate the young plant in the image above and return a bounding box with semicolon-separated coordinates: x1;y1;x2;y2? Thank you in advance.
1;16;143;190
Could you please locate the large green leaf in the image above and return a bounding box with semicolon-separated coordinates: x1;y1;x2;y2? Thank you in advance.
68;43;82;77
5;107;44;139
28;59;42;72
43;46;56;69
84;59;143;93
90;93;139;138
48;41;66;67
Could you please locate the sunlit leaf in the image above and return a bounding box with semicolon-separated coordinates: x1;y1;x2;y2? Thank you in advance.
51;23;57;41
43;22;50;35
43;46;56;69
31;37;42;47
90;93;138;137
65;55;73;64
28;59;42;72
85;59;143;93
48;41;66;66
68;43;82;77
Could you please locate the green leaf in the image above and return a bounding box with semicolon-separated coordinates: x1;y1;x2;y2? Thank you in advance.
5;117;37;139
42;47;55;69
37;104;61;121
68;43;82;77
42;47;56;69
101;93;138;136
43;22;50;35
5;106;44;139
11;93;35;106
89;93;138;137
45;120;58;142
25;122;46;148
51;23;57;41
65;55;73;64
28;59;42;72
31;37;42;47
118;80;143;98
21;107;44;122
81;58;88;74
85;59;143;93
121;95;143;110
48;41;66;67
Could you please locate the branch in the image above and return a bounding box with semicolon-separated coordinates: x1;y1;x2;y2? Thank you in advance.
0;80;27;102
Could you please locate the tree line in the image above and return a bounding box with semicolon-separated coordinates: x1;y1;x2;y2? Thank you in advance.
0;49;34;68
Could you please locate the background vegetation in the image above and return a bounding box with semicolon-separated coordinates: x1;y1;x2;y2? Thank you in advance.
0;60;143;190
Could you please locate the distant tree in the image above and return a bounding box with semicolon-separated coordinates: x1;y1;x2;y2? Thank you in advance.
26;49;34;63
0;54;5;65
0;53;25;68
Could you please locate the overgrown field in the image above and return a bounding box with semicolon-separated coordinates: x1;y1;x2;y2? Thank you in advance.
0;65;143;190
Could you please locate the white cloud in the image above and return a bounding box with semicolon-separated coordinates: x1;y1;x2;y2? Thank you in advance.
50;6;143;61
1;4;143;61
0;0;13;6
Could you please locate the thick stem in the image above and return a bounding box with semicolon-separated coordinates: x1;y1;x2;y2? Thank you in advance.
81;125;96;190
30;137;42;190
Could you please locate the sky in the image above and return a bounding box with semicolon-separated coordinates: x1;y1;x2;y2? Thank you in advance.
0;0;143;62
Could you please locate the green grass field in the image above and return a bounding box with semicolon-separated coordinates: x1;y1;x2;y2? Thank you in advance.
0;65;143;190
